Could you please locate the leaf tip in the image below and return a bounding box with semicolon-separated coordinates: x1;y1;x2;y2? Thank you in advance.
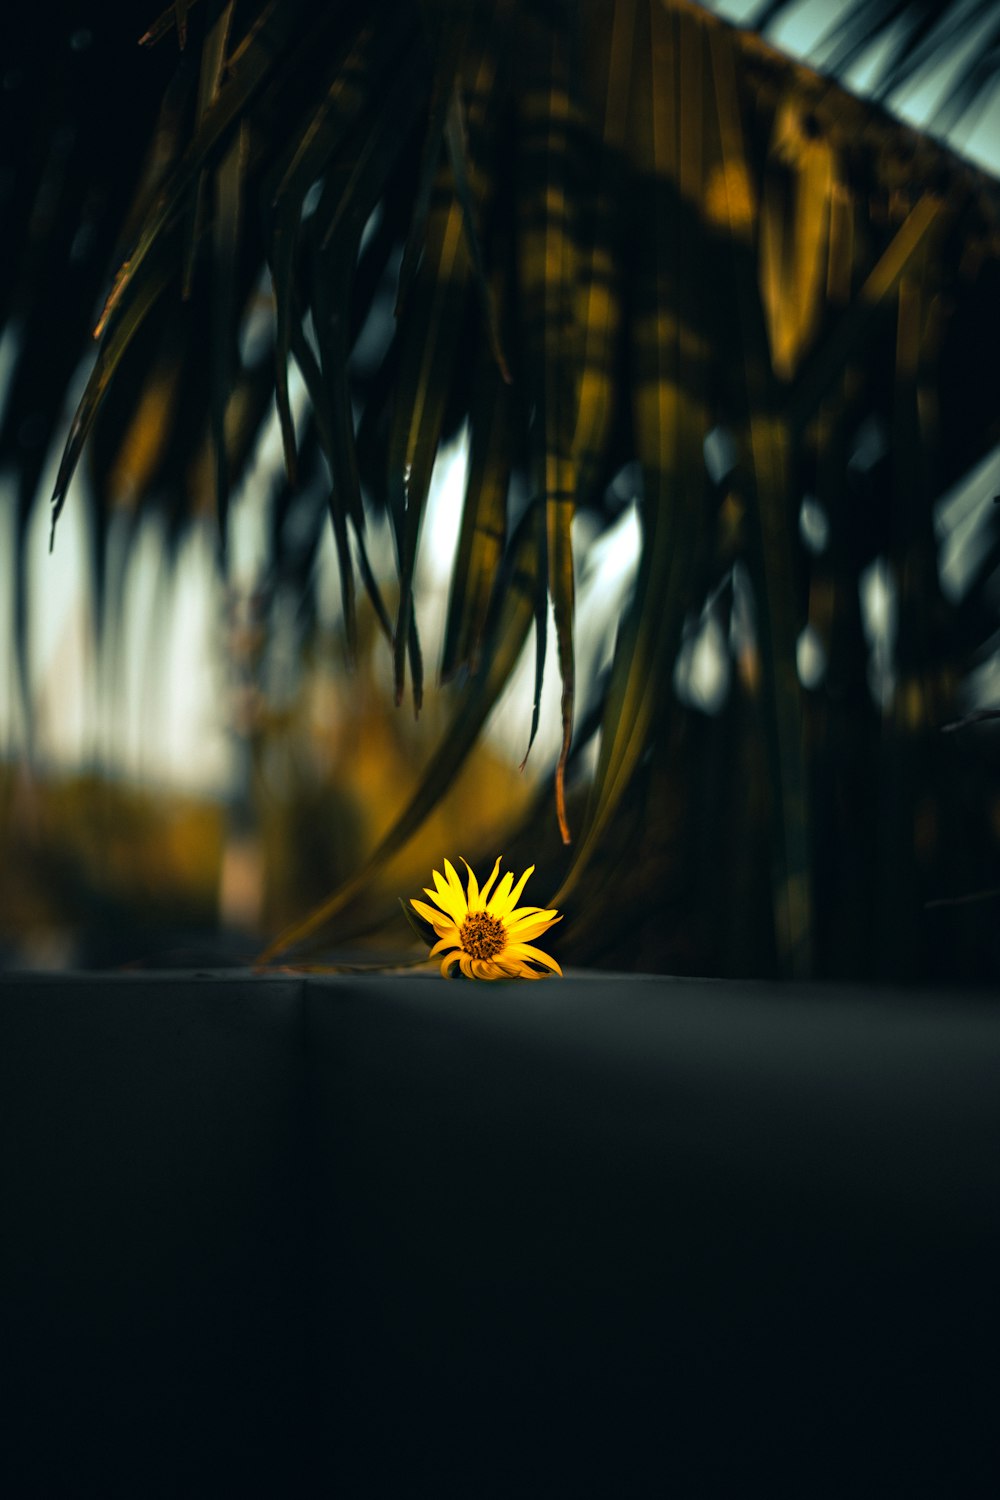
555;760;571;845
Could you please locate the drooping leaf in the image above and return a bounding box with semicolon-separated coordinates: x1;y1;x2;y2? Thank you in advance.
571;33;629;515
514;0;581;838
95;0;324;340
786;191;947;436
139;0;203;48
256;504;542;964
209;115;247;549
440;353;512;680
710;16;814;975
394;3;471;320
290;327;370;662
305;66;427;658
519;505;549;775
443;83;511;384
556;0;718;900
387;1;514;710
51;240;176;544
266;20;387;488
181;0;235;298
111;50;200;273
268;15;420;498
388;158;470;709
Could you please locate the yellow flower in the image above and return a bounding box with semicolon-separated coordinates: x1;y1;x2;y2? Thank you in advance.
411;857;562;980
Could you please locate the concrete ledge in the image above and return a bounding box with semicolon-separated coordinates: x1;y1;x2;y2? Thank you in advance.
2;974;998;1495
1;975;308;1497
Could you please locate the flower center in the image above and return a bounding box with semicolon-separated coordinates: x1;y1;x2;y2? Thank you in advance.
460;911;506;961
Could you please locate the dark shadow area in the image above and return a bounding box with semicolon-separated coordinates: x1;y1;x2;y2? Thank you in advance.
0;974;309;1497
2;973;998;1494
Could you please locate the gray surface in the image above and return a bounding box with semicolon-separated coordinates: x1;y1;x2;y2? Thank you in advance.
0;974;309;1497
2;973;998;1495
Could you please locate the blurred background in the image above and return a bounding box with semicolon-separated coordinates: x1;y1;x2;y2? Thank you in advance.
2;0;999;978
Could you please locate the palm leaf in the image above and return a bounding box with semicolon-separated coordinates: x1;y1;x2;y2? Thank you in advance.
140;0;203;49
95;0;320;340
209;116;247;547
514;0;581;839
8;0;1000;980
571;0;632;512
304;69;427;658
440;351;513;681
394;2;470;320
266;20;383;488
786;192;947;435
50;239;177;544
443;81;511;384
255;504;542;964
388;158;470;709
554;0;716;900
181;0;234;297
709;17;815;975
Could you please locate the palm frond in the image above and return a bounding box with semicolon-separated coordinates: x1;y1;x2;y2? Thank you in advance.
4;0;1000;977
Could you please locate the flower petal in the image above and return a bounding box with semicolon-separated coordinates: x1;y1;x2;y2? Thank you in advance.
459;857;479;910
412;898;454;930
506;864;535;911
424;883;465;923
478;856;503;907
428;931;461;958
440;949;463;977
486;870;515;916
497;951;549;978
503;942;562;975
431;870;470;924
442;858;466;905
506;910;561;936
509;912;563;936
